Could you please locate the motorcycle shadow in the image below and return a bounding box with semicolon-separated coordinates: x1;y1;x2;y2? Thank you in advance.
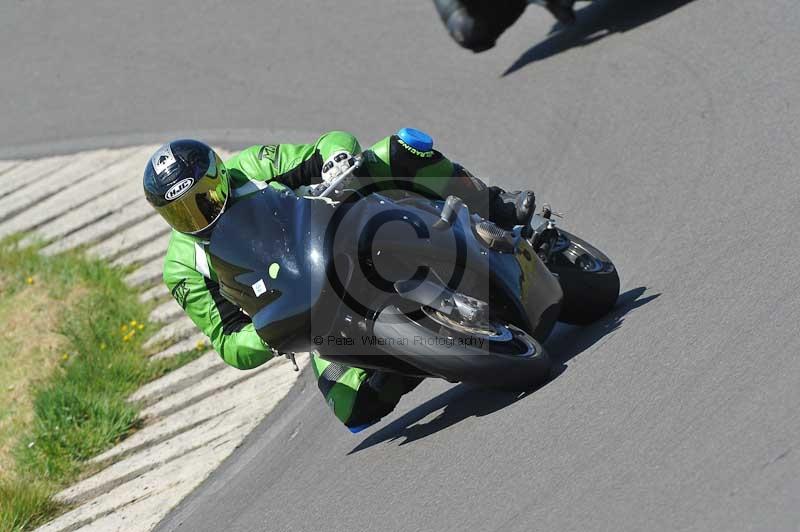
349;286;659;454
546;286;660;376
503;0;697;76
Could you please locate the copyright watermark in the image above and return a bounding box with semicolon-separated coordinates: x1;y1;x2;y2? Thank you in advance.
316;176;477;324
312;334;485;350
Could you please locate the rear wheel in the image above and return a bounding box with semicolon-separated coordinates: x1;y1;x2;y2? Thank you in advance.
373;304;552;391
548;230;620;325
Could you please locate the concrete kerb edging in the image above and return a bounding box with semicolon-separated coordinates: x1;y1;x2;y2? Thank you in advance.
139;284;170;304
149;333;208;361
128;351;224;406
0;146;305;532
56;358;304;509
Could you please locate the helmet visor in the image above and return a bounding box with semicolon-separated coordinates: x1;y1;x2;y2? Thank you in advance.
155;153;229;234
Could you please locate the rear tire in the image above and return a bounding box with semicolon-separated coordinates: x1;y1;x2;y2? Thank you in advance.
548;230;620;325
373;305;552;392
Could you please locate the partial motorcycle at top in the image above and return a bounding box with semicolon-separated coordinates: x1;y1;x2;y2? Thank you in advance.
433;0;581;53
209;153;619;392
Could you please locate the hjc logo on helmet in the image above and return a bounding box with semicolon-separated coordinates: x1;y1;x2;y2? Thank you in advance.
165;178;195;201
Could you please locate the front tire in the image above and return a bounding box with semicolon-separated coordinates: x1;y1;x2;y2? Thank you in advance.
548;230;620;325
373;305;552;391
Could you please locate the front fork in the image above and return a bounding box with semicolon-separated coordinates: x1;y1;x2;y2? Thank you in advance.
529;204;563;265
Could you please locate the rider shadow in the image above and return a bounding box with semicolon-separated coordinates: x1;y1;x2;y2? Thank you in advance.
349;286;659;454
503;0;697;76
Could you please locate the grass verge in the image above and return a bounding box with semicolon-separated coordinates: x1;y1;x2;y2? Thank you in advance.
0;237;198;531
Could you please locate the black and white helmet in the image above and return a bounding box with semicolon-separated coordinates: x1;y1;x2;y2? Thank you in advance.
143;139;229;236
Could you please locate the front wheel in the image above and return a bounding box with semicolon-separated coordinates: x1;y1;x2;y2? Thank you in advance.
548;229;620;325
372;305;552;391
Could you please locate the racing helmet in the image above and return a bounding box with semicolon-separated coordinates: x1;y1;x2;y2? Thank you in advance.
143;139;229;236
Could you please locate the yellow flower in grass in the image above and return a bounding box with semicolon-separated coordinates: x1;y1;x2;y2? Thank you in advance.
121;324;129;333
195;340;206;351
137;323;145;330
100;342;107;350
130;320;138;327
25;276;34;285
62;353;69;361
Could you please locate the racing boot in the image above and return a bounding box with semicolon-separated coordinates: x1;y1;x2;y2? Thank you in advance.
311;355;423;433
544;0;577;25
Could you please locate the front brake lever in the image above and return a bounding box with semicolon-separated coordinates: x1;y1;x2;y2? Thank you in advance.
541;204;564;219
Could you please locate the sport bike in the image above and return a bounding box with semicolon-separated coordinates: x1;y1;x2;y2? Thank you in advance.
209;157;619;390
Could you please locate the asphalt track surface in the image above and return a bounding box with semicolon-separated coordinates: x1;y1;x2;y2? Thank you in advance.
3;0;800;530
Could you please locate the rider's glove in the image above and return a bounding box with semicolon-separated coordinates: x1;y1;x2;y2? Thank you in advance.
321;151;356;184
490;188;536;229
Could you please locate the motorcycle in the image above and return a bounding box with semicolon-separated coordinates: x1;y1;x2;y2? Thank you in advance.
209;156;619;391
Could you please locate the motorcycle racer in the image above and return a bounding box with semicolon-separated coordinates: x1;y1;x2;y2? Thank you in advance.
142;129;535;432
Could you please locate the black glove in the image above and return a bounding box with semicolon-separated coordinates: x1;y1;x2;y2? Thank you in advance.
321;151;357;184
489;187;536;229
446;165;535;229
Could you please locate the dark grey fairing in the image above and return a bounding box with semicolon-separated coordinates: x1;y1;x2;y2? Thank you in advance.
208;187;563;374
209;189;337;352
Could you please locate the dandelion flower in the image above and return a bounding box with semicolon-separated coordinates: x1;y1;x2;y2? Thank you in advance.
25;276;34;285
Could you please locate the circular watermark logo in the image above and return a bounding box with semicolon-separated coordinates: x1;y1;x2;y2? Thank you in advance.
318;177;473;326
